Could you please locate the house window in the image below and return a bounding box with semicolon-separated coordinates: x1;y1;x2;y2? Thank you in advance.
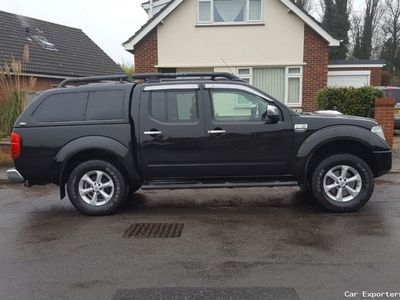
198;0;262;24
252;66;302;107
285;67;302;105
237;67;252;84
236;68;253;106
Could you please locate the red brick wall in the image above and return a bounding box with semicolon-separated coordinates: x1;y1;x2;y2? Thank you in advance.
0;142;12;164
370;68;383;86
0;76;61;103
134;29;158;73
374;97;396;147
34;77;62;90
302;25;329;112
328;67;383;86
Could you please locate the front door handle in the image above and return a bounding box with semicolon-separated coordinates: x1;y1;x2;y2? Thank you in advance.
207;129;226;134
144;130;162;137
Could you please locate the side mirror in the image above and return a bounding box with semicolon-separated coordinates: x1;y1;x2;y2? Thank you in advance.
263;105;280;123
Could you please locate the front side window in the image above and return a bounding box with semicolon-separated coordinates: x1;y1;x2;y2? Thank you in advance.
149;90;199;123
198;0;262;23
210;89;272;122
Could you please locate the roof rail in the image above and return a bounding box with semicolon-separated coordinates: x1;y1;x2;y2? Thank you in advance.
130;72;243;82
58;72;243;88
58;75;128;87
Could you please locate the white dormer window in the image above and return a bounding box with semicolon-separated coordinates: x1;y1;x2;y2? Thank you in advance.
198;0;262;24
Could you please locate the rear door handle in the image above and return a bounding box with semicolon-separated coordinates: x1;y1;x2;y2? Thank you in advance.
207;129;226;134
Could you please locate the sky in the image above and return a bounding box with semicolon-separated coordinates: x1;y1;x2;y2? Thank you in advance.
0;0;365;65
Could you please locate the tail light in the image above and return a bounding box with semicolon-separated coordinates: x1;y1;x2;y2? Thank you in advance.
10;132;21;160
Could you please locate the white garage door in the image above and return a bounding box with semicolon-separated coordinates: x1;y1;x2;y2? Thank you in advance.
328;71;371;88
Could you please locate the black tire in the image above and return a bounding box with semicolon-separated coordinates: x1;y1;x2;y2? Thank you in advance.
67;160;127;216
311;154;374;212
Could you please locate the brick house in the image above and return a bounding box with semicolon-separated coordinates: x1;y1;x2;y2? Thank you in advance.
123;0;341;111
0;10;123;92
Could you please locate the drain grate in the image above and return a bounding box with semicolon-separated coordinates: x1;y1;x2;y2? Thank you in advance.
123;223;184;238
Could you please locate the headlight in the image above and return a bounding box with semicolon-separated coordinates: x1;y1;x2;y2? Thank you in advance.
371;126;386;141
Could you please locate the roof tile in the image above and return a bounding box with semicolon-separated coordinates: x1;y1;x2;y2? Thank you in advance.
0;10;123;77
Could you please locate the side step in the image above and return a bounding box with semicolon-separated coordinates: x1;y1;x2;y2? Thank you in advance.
141;181;298;190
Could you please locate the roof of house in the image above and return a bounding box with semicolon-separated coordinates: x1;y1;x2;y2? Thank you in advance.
123;0;341;51
329;59;386;66
0;10;123;78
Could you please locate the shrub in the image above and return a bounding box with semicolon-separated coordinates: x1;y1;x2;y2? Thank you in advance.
0;90;26;137
0;46;35;136
120;61;134;77
316;86;384;118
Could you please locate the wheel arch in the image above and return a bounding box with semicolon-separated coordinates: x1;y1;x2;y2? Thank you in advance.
294;126;378;186
55;136;141;199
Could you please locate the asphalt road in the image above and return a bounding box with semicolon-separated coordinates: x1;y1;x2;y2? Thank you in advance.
0;172;400;300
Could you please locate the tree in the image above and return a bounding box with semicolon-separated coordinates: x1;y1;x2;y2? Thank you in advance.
291;0;313;12
358;0;382;59
380;0;400;73
350;13;363;58
322;0;351;59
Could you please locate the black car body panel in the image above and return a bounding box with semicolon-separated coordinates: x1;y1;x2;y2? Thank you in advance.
10;75;392;201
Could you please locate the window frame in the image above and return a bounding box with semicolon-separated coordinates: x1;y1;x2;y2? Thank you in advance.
284;66;303;107
231;66;303;107
235;67;254;107
197;0;263;25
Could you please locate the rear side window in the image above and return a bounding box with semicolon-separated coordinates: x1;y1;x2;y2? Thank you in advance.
86;90;125;120
149;90;198;122
32;92;88;122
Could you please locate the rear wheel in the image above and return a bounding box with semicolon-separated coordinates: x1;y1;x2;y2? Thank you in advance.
67;160;126;215
311;154;374;212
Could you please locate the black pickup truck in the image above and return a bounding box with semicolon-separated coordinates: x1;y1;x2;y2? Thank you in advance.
7;73;392;215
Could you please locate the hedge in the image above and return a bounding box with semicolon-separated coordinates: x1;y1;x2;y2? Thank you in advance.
316;87;384;118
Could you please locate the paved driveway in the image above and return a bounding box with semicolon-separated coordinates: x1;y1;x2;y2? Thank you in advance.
0;172;399;300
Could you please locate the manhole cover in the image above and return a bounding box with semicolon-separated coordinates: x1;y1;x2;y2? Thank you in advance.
123;223;184;238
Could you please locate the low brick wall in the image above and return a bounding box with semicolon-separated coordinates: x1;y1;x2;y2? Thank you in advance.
374;97;396;147
0;141;11;164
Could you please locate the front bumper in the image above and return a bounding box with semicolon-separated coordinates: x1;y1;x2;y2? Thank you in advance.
6;168;25;183
372;150;392;177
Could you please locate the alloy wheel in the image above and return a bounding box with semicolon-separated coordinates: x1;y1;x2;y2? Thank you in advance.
323;165;362;202
78;170;114;206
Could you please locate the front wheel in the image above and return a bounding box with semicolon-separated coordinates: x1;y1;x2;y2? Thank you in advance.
67;160;127;215
311;154;374;212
